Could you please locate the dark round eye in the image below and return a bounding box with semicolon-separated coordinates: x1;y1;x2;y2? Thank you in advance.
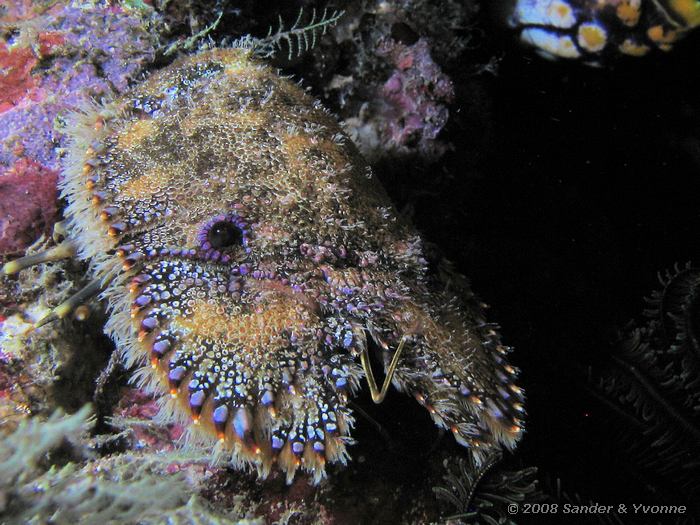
207;221;242;249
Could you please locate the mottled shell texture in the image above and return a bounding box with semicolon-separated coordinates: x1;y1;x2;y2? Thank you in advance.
62;48;524;484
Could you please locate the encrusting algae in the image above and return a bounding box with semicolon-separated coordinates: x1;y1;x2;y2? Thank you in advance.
4;47;524;484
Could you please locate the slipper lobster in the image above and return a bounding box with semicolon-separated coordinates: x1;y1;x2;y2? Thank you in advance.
4;48;524;484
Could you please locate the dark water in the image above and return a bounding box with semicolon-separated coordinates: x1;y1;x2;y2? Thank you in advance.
430;28;700;522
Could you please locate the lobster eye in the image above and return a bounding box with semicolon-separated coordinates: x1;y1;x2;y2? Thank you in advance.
208;221;242;249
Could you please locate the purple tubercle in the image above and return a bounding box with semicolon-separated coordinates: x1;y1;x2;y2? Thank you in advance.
232;407;252;439
135;295;151;307
213;405;229;424
168;366;186;382
189;390;206;408
261;390;274;405
141;317;158;331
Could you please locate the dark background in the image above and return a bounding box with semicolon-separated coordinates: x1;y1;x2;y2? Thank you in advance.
402;21;700;523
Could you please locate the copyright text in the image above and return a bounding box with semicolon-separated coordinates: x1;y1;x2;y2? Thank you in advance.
506;503;687;515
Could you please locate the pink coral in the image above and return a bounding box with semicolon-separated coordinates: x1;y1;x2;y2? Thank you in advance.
0;3;158;255
114;387;185;452
0;43;41;114
377;38;454;157
0;158;58;256
0;4;158;171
